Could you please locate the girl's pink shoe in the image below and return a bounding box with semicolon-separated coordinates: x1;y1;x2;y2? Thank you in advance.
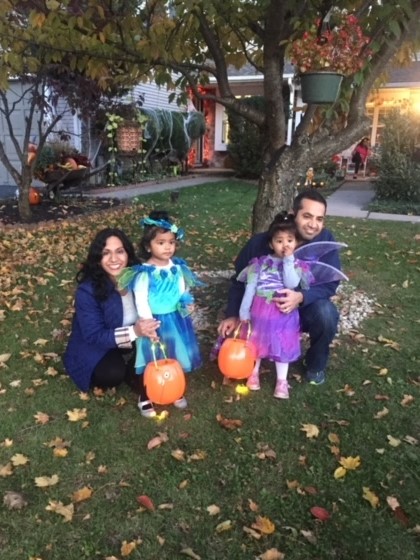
274;380;289;399
246;373;261;391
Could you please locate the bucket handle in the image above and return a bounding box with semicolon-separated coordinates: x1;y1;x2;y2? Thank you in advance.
232;320;252;341
150;341;167;367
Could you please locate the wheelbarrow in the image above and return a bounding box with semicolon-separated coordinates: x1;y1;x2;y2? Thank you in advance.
43;167;89;200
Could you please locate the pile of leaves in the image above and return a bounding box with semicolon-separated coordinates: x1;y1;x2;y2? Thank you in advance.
0;195;122;226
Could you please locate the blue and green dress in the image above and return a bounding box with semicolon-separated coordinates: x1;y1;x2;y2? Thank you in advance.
118;257;202;374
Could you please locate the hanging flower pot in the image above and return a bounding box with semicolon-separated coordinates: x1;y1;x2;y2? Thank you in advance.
299;72;344;104
116;123;141;152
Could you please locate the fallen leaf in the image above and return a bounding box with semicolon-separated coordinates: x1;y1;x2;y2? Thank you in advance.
0;463;13;477
72;486;93;503
45;500;74;522
248;498;259;512
300;529;317;544
178;479;189;489
53;447;69;458
136;494;155;511
216;414;243;430
157;503;173;510
328;433;340;444
35;474;59;488
215;519;233;533
403;435;418;446
3;491;28;510
257;548;285;559
339;455;361;470
0;353;11;366
207;504;221;516
333;466;347;479
386;496;400;511
374;407;389;419
243;525;262;539
387;435;401;447
300;423;320;439
363;487;380;508
120;540;137;556
188;450;207;461
11;453;29;466
171;449;186;461
400;394;414;407
251;515;276;535
181;547;201;560
66;408;87;422
310;506;330;521
34;411;50;425
147;432;169;450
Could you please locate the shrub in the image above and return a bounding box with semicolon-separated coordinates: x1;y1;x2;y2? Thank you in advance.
374;108;420;202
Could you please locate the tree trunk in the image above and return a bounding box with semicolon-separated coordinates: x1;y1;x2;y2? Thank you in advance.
252;149;300;233
17;166;33;223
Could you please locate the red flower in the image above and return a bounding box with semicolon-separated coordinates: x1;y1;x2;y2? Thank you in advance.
289;11;371;76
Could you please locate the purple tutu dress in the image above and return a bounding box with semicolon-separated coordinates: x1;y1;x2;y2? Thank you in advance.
237;255;302;363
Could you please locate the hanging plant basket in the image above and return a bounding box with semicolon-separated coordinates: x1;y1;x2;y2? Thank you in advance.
299;72;344;104
116;123;141;152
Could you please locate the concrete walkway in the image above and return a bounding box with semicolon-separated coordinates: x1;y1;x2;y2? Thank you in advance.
88;172;420;223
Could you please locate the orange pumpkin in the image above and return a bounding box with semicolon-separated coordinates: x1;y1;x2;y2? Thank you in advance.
218;337;256;379
65;157;78;170
144;358;186;405
28;187;41;205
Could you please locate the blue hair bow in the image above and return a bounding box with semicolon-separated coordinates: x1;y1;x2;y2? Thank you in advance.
140;217;185;240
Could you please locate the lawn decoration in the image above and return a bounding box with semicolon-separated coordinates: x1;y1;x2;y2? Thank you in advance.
28;187;41;205
218;322;256;379
144;343;186;405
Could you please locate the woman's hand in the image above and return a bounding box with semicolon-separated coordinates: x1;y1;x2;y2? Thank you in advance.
134;318;160;340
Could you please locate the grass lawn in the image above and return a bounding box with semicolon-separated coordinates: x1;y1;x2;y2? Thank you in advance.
0;180;419;560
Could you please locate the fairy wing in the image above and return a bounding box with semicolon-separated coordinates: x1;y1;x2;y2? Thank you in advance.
294;241;348;261
117;264;150;291
294;242;348;288
173;257;205;289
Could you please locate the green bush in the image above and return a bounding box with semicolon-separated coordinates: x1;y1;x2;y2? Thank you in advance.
375;108;420;202
227;97;266;178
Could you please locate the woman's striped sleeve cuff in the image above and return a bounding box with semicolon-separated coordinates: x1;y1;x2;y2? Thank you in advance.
115;327;132;348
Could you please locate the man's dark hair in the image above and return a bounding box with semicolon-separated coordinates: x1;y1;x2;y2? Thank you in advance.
293;189;327;214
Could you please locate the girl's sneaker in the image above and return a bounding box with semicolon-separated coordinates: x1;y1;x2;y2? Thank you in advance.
246;373;261;391
138;399;156;418
174;396;188;409
274;380;289;399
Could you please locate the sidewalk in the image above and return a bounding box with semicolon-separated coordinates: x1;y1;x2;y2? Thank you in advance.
89;172;420;223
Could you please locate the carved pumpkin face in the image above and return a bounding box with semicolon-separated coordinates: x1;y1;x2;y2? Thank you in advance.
28;187;41;205
144;358;186;405
218;338;256;379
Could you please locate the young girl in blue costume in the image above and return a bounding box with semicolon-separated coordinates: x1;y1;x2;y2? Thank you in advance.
118;210;202;417
237;212;347;399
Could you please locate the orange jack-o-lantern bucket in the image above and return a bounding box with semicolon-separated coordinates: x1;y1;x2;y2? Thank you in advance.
144;343;186;405
218;322;256;379
28;187;42;205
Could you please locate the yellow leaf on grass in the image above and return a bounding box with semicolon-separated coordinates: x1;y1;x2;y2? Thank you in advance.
387;435;401;447
328;433;340;444
53;447;68;458
35;474;59;487
258;549;285;560
363;487;380;508
181;547;201;560
179;479;189;489
400;394;414;407
34;339;48;346
11;453;29;466
45;500;74;522
72;486;93;503
207;504;221;516
34;411;50;425
1;438;13;448
66;408;87;422
386;496;400;511
334;466;347;479
339;456;361;470
0;353;11;365
188;450;207;461
215;519;233;533
300;423;320;439
374;407;389;419
243;525;262;539
0;463;13;477
120;540;137;556
251;515;276;535
171;449;186;461
248;498;259;512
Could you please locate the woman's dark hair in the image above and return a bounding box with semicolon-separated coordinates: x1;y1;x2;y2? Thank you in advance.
267;212;301;244
76;228;138;300
138;209;176;260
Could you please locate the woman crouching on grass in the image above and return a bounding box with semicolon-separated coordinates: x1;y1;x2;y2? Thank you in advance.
63;228;160;396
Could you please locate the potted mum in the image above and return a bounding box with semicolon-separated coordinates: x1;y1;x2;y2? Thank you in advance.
290;11;370;104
